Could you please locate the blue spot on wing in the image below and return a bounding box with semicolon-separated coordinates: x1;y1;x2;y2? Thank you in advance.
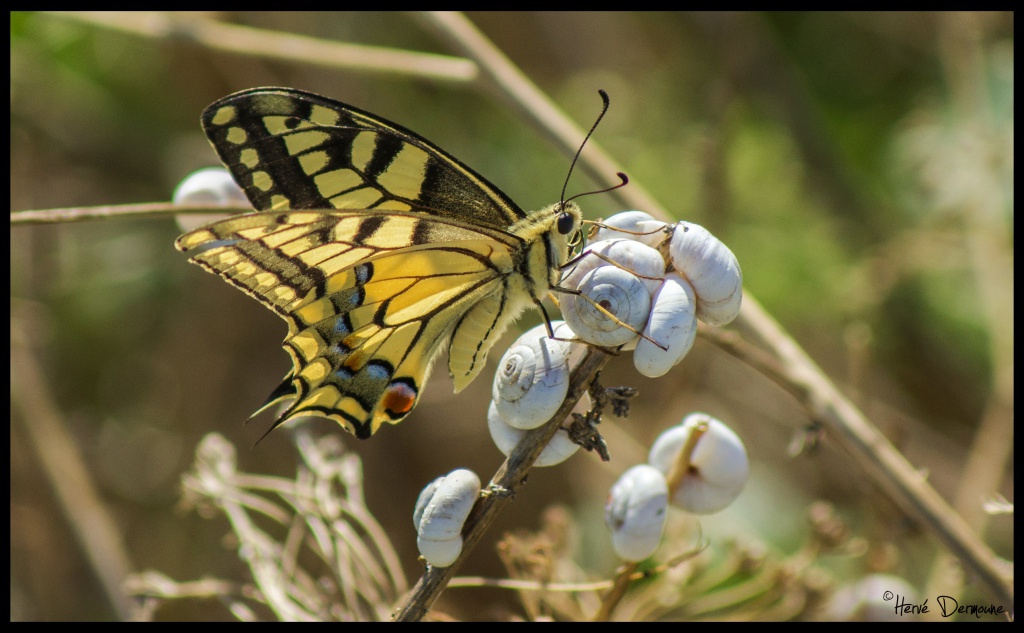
183;236;241;255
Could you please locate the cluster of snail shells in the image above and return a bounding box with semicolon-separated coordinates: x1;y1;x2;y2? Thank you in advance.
560;210;743;377
488;322;586;467
413;468;481;567
605;413;749;562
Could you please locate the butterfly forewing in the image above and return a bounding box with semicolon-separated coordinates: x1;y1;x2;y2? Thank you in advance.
201;87;526;227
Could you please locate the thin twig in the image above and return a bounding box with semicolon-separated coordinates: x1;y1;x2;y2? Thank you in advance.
49;11;477;84
446;576;614;593
10;202;252;225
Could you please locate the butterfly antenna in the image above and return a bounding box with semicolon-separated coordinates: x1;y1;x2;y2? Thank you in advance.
560;89;612;206
565;172;629;206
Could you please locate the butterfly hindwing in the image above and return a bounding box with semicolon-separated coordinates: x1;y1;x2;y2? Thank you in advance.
201;87;526;227
176;210;523;437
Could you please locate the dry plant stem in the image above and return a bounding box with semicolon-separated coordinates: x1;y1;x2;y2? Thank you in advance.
416;12;1011;606
10;202;254;225
665;423;707;492
447;576;614;593
702;301;1013;607
392;347;611;622
10;321;138;620
50;12;477;83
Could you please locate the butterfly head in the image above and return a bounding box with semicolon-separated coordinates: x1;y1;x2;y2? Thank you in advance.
553;202;580;249
554;200;584;257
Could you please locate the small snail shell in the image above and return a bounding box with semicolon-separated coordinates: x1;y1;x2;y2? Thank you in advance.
634;273;698;378
561;265;653;347
591;210;669;249
668;222;742;326
413;469;481;567
605;464;669;562
647;413;748;515
487;394;587;467
560;238;666;295
492;325;570;430
173;167;249;232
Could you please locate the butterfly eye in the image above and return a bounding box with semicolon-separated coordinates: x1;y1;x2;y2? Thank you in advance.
557;211;575;235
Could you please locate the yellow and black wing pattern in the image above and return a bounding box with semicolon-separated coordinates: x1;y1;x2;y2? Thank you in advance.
198;87;525;226
176;88;544;439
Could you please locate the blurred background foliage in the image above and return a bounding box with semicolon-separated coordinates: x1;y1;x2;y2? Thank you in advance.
10;12;1013;621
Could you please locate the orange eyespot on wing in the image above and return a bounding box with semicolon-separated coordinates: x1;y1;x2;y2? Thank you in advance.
382;381;418;418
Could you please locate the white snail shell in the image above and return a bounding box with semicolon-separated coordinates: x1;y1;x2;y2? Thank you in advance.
487;394;587;467
413;469;481;567
647;413;749;515
492;324;571;430
173;167;249;232
605;464;669;562
668;222;742;326
561;265;653;347
561;238;666;296
591;210;670;249
634;273;698;378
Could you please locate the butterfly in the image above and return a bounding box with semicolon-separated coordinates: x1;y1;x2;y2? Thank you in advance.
175;88;584;439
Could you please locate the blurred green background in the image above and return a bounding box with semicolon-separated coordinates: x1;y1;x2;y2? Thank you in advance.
10;12;1013;621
